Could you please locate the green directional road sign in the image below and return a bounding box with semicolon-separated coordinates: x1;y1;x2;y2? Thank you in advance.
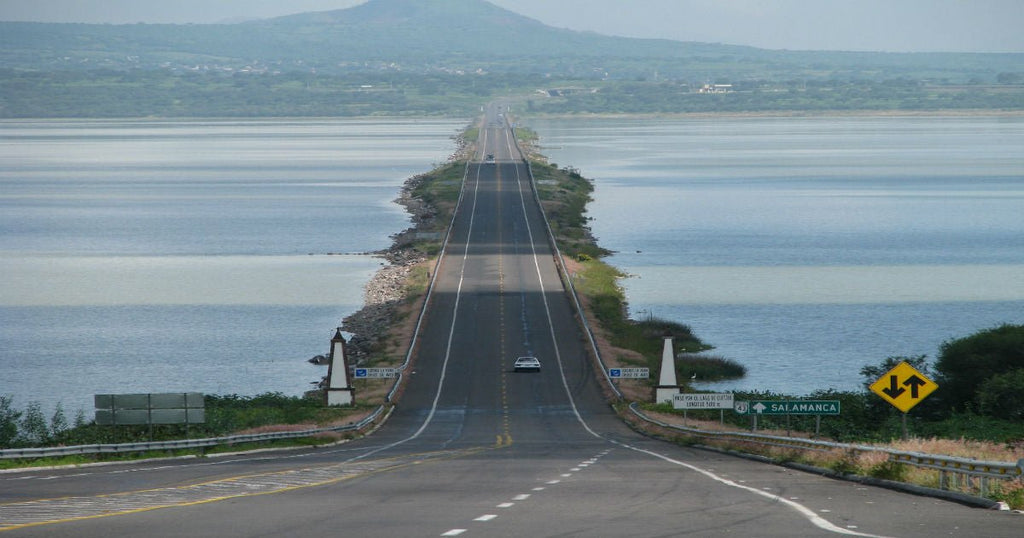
749;400;841;415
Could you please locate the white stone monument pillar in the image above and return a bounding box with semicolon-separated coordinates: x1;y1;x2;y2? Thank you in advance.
325;328;355;406
655;335;681;404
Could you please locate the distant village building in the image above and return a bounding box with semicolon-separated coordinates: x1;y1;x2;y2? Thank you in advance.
536;87;599;97
698;83;733;94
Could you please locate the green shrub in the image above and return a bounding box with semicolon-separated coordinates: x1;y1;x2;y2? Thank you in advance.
868;460;909;482
991;481;1024;511
829;450;862;475
0;395;20;447
976;369;1024;420
935;324;1024;413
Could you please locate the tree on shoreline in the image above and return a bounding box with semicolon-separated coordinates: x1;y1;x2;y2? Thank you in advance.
935;324;1024;416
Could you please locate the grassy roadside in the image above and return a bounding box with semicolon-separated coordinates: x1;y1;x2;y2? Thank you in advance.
525;148;740;402
0;393;376;470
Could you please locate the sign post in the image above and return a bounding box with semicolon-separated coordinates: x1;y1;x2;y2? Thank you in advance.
869;361;938;439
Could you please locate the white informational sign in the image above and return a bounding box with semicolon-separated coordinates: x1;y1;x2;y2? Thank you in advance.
608;368;650;379
672;393;735;410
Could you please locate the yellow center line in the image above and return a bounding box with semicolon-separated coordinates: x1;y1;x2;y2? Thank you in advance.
495;160;513;448
0;448;490;532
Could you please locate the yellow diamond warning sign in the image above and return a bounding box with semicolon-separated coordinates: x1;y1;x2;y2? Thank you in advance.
869;361;938;413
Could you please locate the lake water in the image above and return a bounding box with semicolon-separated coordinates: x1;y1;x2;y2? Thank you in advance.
0;118;464;416
529;115;1024;394
2;116;1022;418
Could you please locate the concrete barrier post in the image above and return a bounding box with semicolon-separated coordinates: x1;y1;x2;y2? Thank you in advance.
655;336;680;404
325;328;355;406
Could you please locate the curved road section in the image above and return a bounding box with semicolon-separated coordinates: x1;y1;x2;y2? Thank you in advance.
1;106;1019;536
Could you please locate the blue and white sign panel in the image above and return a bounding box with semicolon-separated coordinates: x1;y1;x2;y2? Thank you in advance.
608;367;650;379
672;393;735;410
353;368;398;379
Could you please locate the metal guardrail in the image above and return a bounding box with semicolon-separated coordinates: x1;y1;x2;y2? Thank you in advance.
0;405;385;460
628;403;1024;495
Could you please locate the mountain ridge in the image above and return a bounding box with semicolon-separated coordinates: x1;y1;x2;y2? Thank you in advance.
0;0;1019;81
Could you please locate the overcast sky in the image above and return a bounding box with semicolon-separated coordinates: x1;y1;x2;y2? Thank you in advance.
2;0;1022;53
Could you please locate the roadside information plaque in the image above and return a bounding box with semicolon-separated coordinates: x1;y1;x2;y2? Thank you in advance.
672;393;734;410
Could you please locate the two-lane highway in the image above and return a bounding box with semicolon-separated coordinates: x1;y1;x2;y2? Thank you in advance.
2;107;1020;536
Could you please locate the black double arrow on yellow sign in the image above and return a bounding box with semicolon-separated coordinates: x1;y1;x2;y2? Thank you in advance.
869;361;939;413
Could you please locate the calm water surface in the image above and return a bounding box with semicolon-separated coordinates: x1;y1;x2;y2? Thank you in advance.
3;115;1022;415
0;118;463;415
530;115;1024;394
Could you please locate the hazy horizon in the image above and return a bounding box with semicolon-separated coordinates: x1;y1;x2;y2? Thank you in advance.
1;0;1022;54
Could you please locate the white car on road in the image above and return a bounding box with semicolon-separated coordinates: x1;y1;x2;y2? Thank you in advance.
513;356;541;372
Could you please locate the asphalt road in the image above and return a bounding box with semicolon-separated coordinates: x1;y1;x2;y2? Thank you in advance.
1;105;1020;537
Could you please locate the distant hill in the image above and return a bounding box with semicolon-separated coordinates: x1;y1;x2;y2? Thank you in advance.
1;0;1020;82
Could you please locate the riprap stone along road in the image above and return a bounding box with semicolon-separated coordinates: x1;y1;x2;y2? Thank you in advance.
2;106;1020;537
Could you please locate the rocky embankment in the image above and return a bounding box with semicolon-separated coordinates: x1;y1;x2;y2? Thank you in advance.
335;179;429;367
311;136;470;378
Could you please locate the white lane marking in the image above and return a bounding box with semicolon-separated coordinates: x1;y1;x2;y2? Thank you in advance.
513;158;892;538
497;502;514;508
607;441;893;538
410;164;483;442
347;153;486;463
442;530;466;536
510;129;884;538
560;473;572;478
513;494;530;501
546;480;560;484
0;454;466;530
475;514;497;522
532;487;545;491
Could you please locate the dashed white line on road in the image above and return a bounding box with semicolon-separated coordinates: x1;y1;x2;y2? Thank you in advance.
441;529;466;536
474;515;497;522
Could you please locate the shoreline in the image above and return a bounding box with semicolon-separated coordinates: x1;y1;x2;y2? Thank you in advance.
319;133;473;377
517;108;1024;120
6;108;1023;124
